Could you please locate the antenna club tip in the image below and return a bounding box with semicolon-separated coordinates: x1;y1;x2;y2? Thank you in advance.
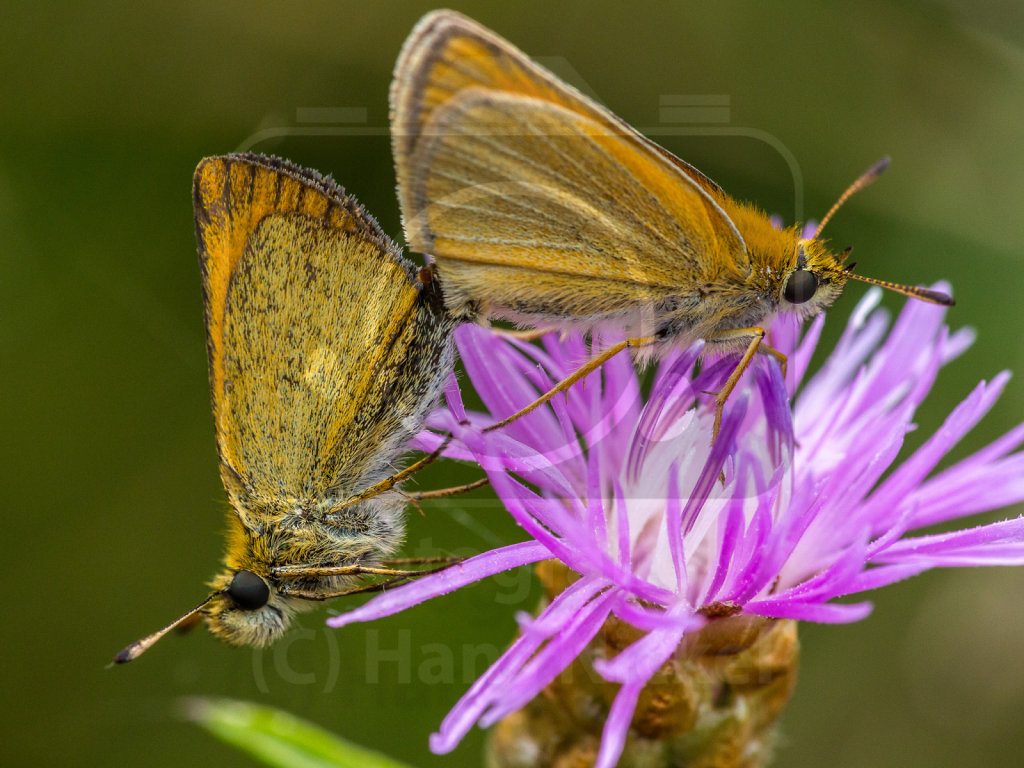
870;156;891;177
112;646;137;665
916;284;955;306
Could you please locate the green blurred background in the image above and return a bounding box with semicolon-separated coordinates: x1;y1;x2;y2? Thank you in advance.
4;1;1024;766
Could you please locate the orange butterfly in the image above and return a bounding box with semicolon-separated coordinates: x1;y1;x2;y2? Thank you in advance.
391;10;952;436
116;153;458;662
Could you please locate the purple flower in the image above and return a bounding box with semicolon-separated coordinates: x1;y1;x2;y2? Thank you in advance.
328;287;1024;767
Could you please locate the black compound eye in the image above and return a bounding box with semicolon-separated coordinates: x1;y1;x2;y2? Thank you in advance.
227;570;270;610
783;269;818;304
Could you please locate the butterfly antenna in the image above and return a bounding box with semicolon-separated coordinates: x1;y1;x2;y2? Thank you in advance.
815;156;890;239
843;272;954;306
111;594;215;665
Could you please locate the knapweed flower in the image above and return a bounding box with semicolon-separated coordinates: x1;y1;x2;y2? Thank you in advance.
328;286;1024;767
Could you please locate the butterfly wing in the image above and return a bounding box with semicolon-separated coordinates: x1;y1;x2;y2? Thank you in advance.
391;10;748;324
194;154;454;503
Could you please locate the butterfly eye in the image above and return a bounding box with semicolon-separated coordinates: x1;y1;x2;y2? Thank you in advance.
783;269;817;304
227;570;270;610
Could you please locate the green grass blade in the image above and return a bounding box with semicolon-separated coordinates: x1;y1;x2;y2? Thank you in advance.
184;697;417;768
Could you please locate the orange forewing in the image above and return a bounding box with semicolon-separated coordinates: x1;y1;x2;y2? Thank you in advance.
193;155;417;488
391;10;744;268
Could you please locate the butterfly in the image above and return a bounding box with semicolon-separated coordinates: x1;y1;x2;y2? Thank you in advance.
390;10;952;436
115;153;458;661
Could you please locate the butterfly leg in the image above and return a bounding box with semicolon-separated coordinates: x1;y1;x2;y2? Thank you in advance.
492;327;557;342
406;476;490;501
483;334;658;433
274;563;429;579
402;477;490;516
332;435;454;511
704;328;787;443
